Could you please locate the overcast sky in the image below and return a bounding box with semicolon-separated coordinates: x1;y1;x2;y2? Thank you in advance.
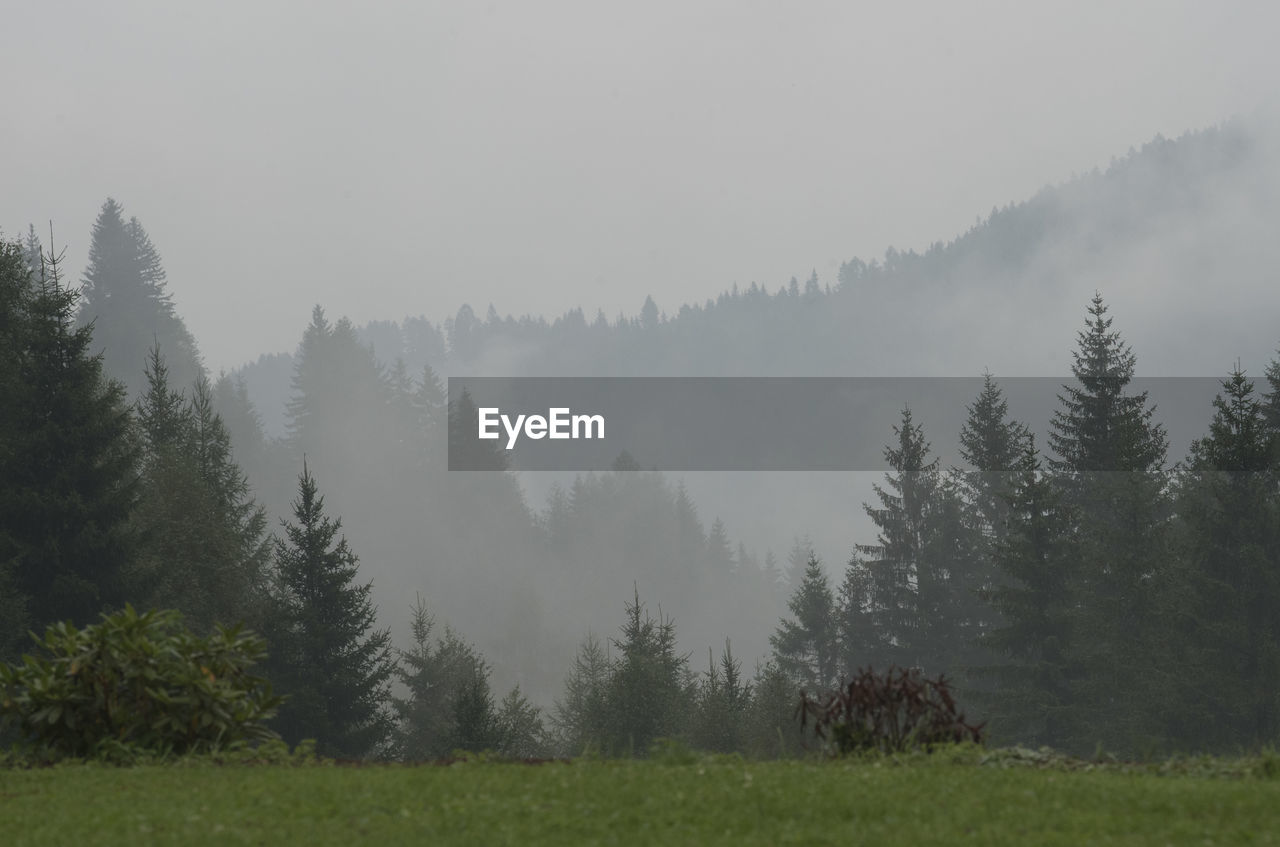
5;0;1278;372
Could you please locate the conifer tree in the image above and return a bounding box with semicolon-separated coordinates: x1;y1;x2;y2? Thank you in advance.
834;554;880;677
1;235;139;629
1045;294;1171;753
550;632;611;755
1173;368;1280;748
742;659;805;758
131;348;271;633
0;239;33;657
78;199;203;397
269;463;395;757
982;435;1077;748
393;595;495;759
602;587;692;755
959;372;1027;539
783;536;815;592
1048;294;1167;474
495;686;548;759
857;407;938;667
704;517;734;575
769;552;838;690
692;640;750;752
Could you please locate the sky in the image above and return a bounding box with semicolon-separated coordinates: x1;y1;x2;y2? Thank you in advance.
5;0;1279;373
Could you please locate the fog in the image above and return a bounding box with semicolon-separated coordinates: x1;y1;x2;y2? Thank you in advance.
7;1;1280;727
6;1;1279;372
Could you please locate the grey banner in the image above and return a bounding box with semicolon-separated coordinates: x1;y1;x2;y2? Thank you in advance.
447;377;1233;471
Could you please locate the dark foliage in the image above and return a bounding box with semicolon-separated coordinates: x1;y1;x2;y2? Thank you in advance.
797;666;985;755
0;606;280;760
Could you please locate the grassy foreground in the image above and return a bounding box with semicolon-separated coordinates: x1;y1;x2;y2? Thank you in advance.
2;749;1279;845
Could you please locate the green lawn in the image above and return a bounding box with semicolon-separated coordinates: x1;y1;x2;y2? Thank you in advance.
2;752;1278;845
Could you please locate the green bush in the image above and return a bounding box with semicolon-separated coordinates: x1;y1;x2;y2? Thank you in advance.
0;605;281;759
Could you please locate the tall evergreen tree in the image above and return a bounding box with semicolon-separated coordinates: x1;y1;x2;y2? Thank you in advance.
982;435;1077;748
856;407;938;668
550;632;611;756
691;640;750;752
834;554;880;677
0;236;139;629
1045;294;1171;753
131;348;272;633
1048;294;1167;475
78;199;203;397
959;372;1027;540
769;552;838;691
269;463;395;757
393;595;497;759
858;406;986;676
601;587;692;755
0;238;34;657
1172;368;1280;749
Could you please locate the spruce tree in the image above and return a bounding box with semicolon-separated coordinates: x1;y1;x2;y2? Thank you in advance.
393;595;497;759
692;640;750;752
269;462;395;757
550;632;611;755
495;686;548;758
602;587;692;755
1;235;139;629
769;552;838;690
131;348;271;633
0;239;33;657
1046;294;1171;753
834;554;880;677
856;407;938;668
78;199;203;397
982;435;1077;748
1172;368;1280;748
704;517;734;575
1048;294;1167;474
959;372;1027;540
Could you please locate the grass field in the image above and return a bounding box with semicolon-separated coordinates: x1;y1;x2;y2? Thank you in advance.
3;748;1279;845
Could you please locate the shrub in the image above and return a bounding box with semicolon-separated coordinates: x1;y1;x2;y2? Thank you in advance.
796;665;984;755
0;605;281;759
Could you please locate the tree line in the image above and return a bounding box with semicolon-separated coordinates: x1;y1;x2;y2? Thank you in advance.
4;195;1280;759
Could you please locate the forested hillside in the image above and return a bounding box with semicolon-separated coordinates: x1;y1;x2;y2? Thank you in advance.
5;115;1280;759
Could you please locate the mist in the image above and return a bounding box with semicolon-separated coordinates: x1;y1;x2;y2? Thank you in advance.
6;0;1280;759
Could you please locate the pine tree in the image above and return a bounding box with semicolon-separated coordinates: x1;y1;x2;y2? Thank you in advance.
269;463;395;757
742;659;805;758
834;554;880;677
1045;294;1171;753
959;372;1027;539
0;235;139;629
1263;351;1280;457
550;632;611;755
783;536;815;592
392;595;496;759
982;435;1077;748
602;587;692;755
691;640;750;752
212;371;269;483
447;386;508;471
495;686;548;759
704;517;734;575
131;348;271;633
1048;294;1167;474
857;407;938;667
0;238;34;657
1172;368;1280;748
78;199;203;398
769;552;838;690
